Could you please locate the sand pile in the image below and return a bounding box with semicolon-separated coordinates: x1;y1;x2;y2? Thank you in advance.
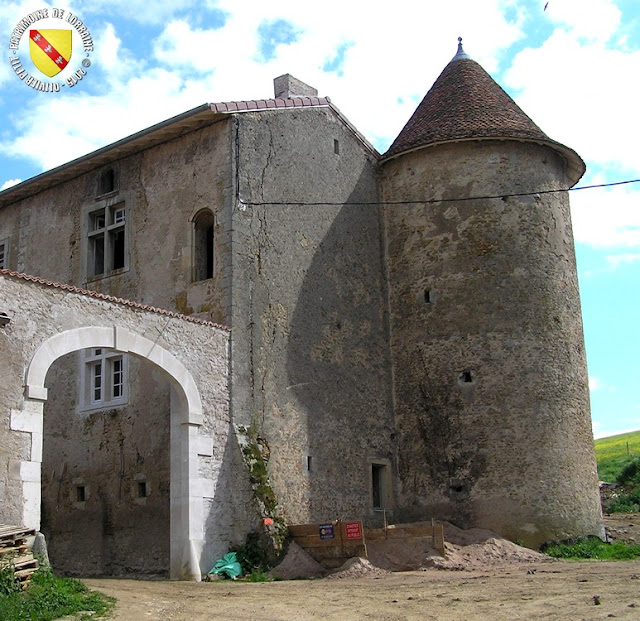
269;522;553;580
424;538;551;571
326;557;390;579
268;541;326;580
367;537;440;571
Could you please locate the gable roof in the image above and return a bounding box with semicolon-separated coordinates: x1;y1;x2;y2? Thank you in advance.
382;42;585;185
0;96;377;208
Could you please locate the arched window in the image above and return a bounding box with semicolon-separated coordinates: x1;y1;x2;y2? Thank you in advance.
192;209;214;282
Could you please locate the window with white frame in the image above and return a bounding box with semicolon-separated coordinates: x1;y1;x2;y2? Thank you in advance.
87;203;127;278
81;348;128;409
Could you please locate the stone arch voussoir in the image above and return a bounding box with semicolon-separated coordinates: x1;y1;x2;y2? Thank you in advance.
20;324;204;580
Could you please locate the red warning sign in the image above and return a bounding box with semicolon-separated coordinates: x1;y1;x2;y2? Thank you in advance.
344;521;362;540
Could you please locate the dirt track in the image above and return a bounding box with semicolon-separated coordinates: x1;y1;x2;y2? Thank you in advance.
82;514;640;620
83;559;640;621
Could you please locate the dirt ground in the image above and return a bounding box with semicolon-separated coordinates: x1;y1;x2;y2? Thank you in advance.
82;514;640;621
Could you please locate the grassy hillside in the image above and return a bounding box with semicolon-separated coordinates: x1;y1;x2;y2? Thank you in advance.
595;429;640;513
595;430;640;483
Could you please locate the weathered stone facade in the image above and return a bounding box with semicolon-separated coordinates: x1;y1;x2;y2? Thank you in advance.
0;273;254;579
0;48;603;578
382;141;601;543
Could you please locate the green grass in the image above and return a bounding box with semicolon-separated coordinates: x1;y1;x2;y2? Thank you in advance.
595;430;640;513
544;537;640;560
595;430;640;483
0;568;113;621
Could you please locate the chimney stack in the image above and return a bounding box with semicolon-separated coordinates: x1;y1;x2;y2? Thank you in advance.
273;74;318;99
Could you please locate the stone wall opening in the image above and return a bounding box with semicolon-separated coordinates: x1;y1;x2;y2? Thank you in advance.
40;348;171;577
21;326;205;580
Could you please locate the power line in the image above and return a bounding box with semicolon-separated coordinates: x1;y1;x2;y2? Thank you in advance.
570;179;640;192
241;178;640;207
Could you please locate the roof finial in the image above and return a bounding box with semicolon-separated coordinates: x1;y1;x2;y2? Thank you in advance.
452;37;470;62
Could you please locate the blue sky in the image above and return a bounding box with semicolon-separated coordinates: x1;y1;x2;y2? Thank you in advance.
1;0;638;439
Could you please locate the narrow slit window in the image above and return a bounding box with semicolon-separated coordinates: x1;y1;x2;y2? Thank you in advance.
76;486;86;502
372;463;386;509
137;481;148;498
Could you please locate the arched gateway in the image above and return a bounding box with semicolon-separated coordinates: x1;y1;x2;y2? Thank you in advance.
0;271;241;580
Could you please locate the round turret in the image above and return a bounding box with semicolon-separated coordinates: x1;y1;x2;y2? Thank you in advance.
381;40;603;546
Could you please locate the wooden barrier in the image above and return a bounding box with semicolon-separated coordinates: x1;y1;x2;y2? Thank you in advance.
289;518;446;569
289;521;367;569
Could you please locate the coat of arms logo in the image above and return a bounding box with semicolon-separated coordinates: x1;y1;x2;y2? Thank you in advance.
8;8;93;92
29;29;72;77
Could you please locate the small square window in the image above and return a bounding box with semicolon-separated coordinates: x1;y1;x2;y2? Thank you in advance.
76;486;86;502
113;208;125;224
91;213;105;231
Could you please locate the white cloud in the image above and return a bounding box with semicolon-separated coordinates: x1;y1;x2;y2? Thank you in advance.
1;178;21;190
0;0;529;170
543;0;622;42
571;183;640;249
606;253;640;270
589;376;617;393
505;32;640;175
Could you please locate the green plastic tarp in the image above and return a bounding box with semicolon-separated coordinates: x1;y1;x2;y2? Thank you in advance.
209;552;242;579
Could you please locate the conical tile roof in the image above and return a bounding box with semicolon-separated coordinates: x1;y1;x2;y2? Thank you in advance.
382;40;585;184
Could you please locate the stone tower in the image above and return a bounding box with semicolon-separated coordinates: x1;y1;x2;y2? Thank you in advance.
381;40;603;546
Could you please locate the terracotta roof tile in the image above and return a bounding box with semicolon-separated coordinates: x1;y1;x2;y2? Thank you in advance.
384;57;550;159
209;97;333;115
0;269;229;331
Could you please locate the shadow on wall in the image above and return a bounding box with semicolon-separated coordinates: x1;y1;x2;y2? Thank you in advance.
41;352;172;577
283;172;396;525
201;423;258;575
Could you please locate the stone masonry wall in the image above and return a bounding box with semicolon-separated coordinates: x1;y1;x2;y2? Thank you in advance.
381;141;603;546
230;108;397;527
0;272;253;577
0;119;233;324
